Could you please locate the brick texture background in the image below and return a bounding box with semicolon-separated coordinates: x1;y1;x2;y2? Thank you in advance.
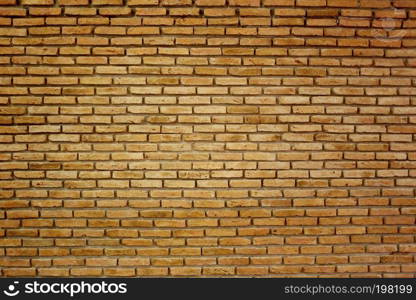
1;0;416;277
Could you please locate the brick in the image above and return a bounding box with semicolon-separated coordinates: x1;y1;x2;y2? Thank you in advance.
0;0;414;279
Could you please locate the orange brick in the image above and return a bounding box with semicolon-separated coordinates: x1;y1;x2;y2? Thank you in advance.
0;0;414;279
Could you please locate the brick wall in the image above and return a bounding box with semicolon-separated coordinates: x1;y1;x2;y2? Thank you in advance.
1;0;416;277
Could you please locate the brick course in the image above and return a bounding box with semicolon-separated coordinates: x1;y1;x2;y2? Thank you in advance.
0;0;416;277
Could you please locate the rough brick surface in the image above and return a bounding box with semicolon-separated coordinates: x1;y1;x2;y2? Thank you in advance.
0;0;416;277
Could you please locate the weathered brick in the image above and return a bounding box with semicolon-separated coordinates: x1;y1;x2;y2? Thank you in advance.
0;0;413;279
